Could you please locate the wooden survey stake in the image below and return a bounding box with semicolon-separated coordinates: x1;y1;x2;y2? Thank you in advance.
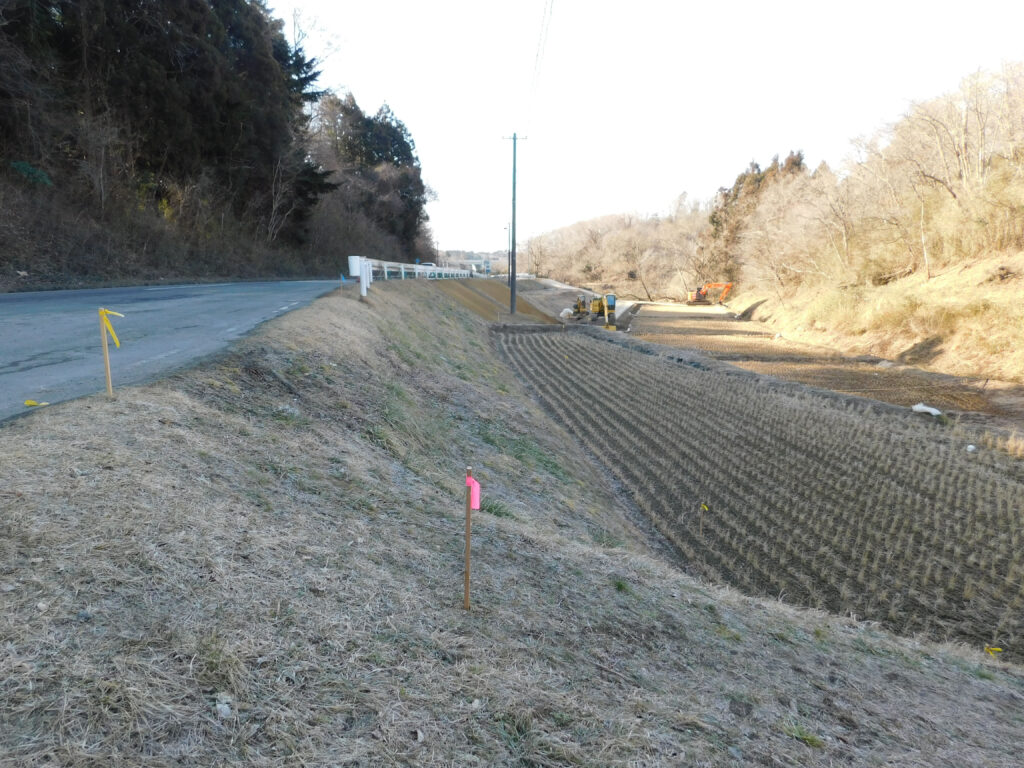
464;466;473;610
101;310;113;396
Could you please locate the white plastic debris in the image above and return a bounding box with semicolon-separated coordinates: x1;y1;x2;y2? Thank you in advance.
966;445;978;453
911;403;942;417
214;692;233;719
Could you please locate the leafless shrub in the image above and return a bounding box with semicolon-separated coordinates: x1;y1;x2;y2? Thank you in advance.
527;201;710;299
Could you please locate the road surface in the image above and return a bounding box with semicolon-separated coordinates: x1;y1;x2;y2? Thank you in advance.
0;280;337;422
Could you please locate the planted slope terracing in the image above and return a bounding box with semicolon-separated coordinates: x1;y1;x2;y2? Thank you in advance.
496;326;1024;660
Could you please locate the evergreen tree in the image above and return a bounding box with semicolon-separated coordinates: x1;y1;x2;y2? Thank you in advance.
326;94;429;258
699;151;805;281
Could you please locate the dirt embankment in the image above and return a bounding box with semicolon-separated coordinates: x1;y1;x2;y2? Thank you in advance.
626;302;1024;434
433;278;556;325
515;274;1024;432
2;281;1023;766
515;268;1024;432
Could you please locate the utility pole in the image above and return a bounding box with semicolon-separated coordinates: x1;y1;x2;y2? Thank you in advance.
505;133;525;314
510;132;518;314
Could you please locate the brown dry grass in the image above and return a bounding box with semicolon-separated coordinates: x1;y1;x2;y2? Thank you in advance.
2;281;1023;766
745;251;1024;384
434;279;555;325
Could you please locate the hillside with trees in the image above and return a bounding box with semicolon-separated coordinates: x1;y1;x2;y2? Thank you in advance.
528;65;1024;382
0;0;433;291
526;201;710;300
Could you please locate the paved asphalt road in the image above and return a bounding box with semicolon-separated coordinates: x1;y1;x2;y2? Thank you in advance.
0;280;338;422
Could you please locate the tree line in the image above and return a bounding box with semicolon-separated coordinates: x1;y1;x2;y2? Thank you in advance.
529;65;1024;301
0;0;433;288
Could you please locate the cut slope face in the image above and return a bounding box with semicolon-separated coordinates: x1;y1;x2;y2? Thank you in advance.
1;281;1022;767
744;252;1024;385
433;278;556;324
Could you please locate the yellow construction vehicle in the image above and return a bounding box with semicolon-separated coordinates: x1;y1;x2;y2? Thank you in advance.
687;282;733;305
566;293;616;328
589;294;616;326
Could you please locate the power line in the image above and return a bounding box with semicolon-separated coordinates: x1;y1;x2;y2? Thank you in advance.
527;0;554;127
502;1;550;304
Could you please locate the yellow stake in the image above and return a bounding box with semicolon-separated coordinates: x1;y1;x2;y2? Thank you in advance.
98;308;125;397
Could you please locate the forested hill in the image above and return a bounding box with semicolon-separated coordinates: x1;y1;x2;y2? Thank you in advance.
0;0;433;291
527;65;1024;382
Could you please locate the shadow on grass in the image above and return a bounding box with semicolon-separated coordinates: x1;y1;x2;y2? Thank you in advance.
896;335;944;365
736;298;769;321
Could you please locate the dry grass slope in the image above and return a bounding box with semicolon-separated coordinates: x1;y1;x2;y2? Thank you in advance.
2;282;1023;767
746;252;1024;384
433;279;556;325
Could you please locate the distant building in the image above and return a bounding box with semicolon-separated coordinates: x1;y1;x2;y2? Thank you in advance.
442;250;509;275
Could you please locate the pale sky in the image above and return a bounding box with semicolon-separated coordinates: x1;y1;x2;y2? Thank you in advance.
269;0;1024;252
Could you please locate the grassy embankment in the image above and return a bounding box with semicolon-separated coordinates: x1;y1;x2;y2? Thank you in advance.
2;281;1023;766
743;252;1024;384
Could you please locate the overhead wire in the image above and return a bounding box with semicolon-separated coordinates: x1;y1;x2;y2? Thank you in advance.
525;0;555;131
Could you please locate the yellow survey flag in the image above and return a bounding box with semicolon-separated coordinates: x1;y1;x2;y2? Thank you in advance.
24;400;50;407
99;308;124;348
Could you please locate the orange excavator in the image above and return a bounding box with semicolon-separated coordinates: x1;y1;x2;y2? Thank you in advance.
686;282;733;305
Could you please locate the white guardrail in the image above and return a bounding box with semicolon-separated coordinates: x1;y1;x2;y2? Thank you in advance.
346;255;472;297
